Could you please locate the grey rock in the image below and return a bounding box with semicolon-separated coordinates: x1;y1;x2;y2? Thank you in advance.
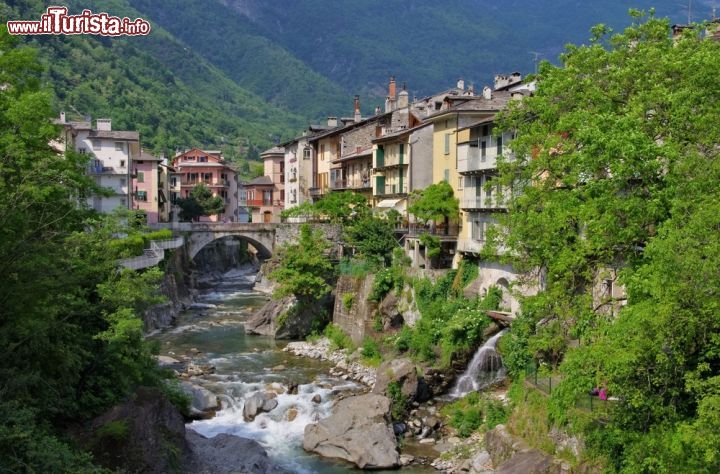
181;382;219;415
243;392;278;421
185;430;279;473
496;449;557;474
303;394;399;469
372;358;420;402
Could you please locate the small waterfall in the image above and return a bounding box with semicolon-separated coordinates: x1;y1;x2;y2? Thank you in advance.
451;329;508;397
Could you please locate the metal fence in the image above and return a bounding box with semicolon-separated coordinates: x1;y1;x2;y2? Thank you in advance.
524;362;615;414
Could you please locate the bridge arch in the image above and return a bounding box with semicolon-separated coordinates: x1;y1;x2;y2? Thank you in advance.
185;226;277;261
189;233;273;261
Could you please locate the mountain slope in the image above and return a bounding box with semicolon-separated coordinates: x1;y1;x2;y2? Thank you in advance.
127;0;352;120
220;0;689;97
2;0;306;156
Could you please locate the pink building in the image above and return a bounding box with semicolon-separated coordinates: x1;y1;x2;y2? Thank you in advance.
131;149;162;224
171;148;238;222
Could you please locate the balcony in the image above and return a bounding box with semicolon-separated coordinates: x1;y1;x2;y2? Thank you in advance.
180;179;229;187
87;165;127;175
374;154;407;171
457;144;501;174
460;195;506;211
456;238;484;254
246;198;283;208
404;223;460;238
330;178;372;190
376;183;408;196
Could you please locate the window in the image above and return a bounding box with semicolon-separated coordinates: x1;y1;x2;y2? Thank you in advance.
199;156;207;163
303;147;311;160
497;134;503;156
135;191;148;202
320;144;325;160
472;219;484;241
78;147;87;154
137;171;144;183
444;169;449;182
444;133;451;155
481;141;487;161
482;125;489;137
115;142;124;151
170;177;177;187
120;160;125;168
120;178;126;186
280;190;285;201
91;139;101;150
458;176;463;190
263;190;273;206
485;176;493;199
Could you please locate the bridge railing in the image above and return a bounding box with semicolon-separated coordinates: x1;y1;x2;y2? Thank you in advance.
118;241;165;270
152;236;184;249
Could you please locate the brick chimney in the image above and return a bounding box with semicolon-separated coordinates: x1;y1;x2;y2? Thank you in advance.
96;118;112;131
385;76;397;112
354;95;361;123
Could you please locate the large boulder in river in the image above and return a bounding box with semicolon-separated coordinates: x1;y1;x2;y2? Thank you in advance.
181;382;219;419
303;393;400;469
243;391;279;421
372;358;430;402
245;295;332;339
185;430;279;473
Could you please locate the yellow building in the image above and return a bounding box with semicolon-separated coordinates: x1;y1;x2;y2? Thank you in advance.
421;89;512;266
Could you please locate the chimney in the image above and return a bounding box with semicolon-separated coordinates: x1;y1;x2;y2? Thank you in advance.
388;76;396;99
374;105;381;115
397;82;409;109
96;118;112;131
467;83;475;96
354;95;361;123
327;116;338;128
59;111;66;123
457;78;465;90
483;86;492;100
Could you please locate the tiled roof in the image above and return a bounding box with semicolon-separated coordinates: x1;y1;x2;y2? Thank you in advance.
246;175;273;186
89;130;140;140
260;146;285;156
138;150;162;161
424;91;512;121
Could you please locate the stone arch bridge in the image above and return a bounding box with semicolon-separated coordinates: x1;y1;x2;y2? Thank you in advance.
148;222;342;260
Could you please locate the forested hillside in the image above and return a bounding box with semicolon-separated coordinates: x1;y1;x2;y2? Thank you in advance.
1;0;306;157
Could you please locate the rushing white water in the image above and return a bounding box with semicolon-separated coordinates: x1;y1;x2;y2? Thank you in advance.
451;329;508;398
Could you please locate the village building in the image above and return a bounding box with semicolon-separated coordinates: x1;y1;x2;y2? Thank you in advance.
58;114;139;215
130;149;163;224
170;148;238;222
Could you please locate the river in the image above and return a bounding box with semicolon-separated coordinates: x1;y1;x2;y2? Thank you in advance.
151;267;435;473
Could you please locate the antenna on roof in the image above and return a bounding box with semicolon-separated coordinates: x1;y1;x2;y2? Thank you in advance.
530;51;542;74
680;0;693;23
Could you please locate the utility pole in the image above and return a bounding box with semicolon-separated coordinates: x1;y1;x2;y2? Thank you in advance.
530;52;542;74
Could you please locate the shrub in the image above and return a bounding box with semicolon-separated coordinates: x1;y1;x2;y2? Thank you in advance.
395;326;413;352
324;324;354;351
342;293;354;310
387;381;409;421
370;268;395;301
361;337;382;365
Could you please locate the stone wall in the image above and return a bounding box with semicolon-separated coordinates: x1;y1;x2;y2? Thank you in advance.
333;274;377;345
275;223;343;257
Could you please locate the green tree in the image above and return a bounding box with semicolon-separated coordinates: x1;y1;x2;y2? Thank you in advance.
344;215;398;265
269;224;335;303
176;183;225;221
315;191;369;223
492;13;720;471
0;28;169;471
408;181;459;229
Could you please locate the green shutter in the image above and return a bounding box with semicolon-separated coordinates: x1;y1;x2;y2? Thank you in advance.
399;143;404;165
376;146;385;168
375;175;385;196
137;171;144;183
